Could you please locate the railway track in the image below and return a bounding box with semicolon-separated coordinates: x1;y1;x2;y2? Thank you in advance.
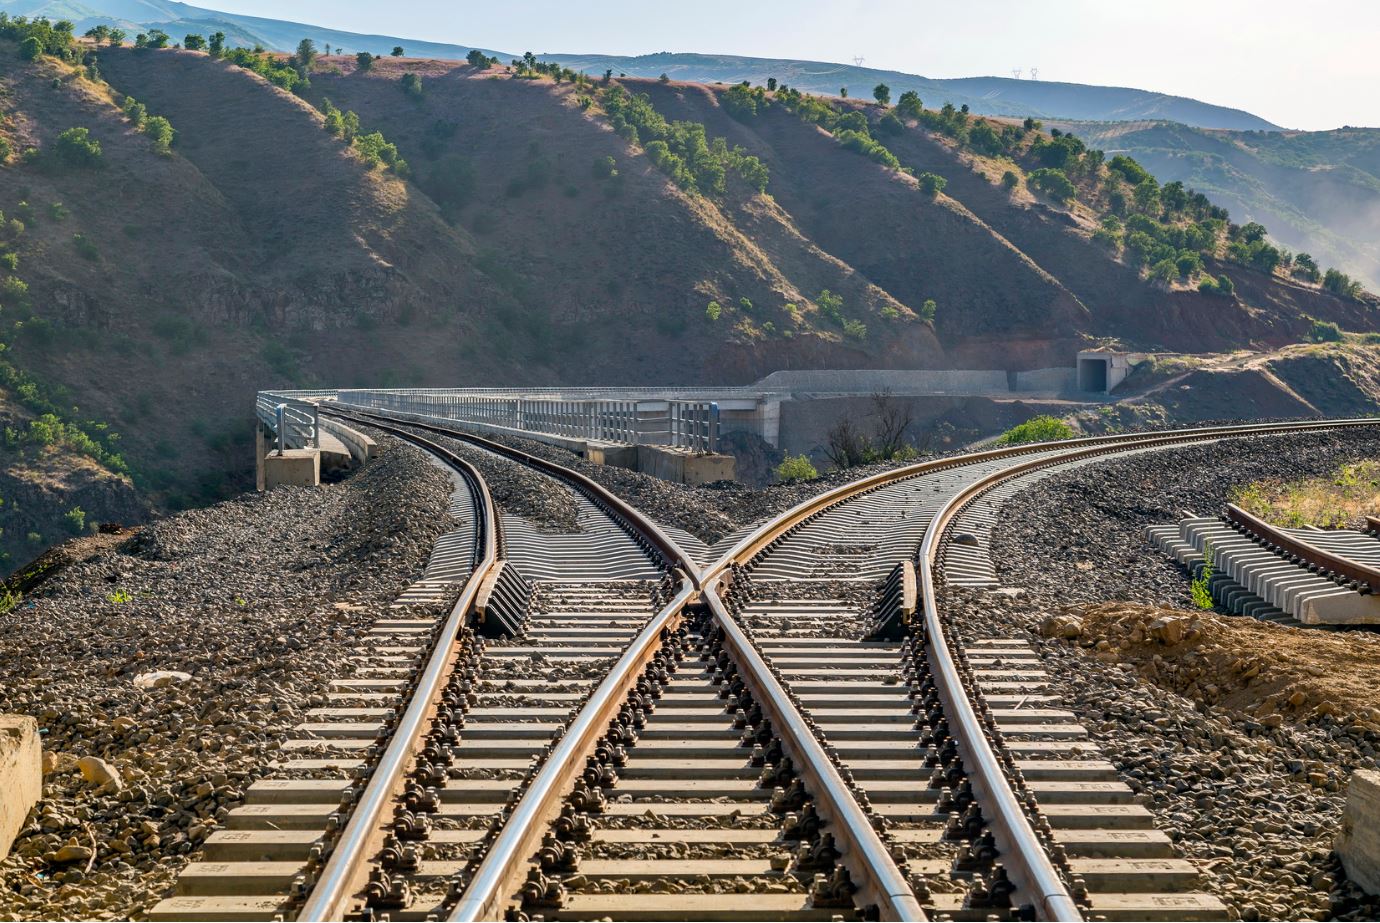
151;410;1378;921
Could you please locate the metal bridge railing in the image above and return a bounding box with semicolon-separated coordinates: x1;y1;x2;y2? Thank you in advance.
255;393;320;452
334;389;721;453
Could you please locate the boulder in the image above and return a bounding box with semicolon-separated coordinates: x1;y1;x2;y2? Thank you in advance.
1338;770;1380;894
76;756;122;792
133;670;192;689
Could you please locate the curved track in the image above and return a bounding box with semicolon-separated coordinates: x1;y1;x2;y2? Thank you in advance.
700;417;1379;921
152;409;1379;922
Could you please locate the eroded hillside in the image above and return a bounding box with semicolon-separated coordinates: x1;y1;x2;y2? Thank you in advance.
0;34;1374;561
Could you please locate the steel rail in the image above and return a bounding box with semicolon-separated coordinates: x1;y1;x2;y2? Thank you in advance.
448;578;696;921
311;406;1379;921
703;416;1380;582
297;416;500;922
325;404;693;573
913;420;1380;919
331;404;927;921
701;583;927;921
1226;502;1380;589
702;417;1380;921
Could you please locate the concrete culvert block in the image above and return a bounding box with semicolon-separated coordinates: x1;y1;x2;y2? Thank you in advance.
0;715;41;862
1338;770;1380;894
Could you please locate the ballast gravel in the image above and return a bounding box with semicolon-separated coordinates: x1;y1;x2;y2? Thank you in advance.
0;440;454;921
964;423;1380;921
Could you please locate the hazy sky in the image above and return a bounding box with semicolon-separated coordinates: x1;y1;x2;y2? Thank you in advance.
211;0;1376;130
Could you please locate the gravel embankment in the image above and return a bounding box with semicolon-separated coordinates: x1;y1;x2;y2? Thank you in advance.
468;430;944;544
963;425;1380;921
991;427;1380;609
0;439;454;921
368;423;583;534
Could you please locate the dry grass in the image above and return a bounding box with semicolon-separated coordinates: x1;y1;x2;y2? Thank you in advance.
1232;460;1380;529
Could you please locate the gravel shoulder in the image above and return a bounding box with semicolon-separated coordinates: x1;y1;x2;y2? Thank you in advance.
0;439;453;921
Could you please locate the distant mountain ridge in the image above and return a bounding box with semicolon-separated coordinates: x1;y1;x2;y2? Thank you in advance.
0;0;1282;130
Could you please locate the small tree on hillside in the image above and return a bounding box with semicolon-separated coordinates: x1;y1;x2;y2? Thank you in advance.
897;90;922;120
873;83;890;106
402;72;423;98
146;29;169;48
208;31;224;55
54;127;102;168
109;28;126;46
917;172;947;198
183;33;205;50
466;49;487;67
839;86;848;98
18;36;41;60
142;115;175;154
296;38;317;70
767;76;777;91
392;46;404;56
356;51;374;71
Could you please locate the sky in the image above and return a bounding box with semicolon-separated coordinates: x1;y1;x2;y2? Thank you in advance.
207;0;1377;131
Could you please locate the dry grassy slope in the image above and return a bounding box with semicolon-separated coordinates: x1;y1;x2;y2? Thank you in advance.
0;46;494;527
875;112;1378;352
293;58;943;379
96;47;495;330
634;81;1091;352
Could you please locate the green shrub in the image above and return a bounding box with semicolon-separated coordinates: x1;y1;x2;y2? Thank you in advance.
816;289;843;324
1198;274;1235;297
1027;167;1075;204
401;72;423;98
122;96;147;127
142;115;174;154
18;36;41;60
63;506;85;534
53;127;102;168
353;131;408;176
917;172;947;198
72;233;98;260
774;454;818;482
356;51;374;71
1190;543;1215;610
1001;170;1019;190
705;300;722;321
995;415;1076;445
593;155;617;179
1308;319;1343;343
835;129;901;170
842;318;867;340
920;299;936;324
1323;268;1365;300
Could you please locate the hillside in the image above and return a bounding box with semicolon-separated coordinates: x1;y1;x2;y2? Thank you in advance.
0;0;1283;130
1045;120;1380;291
0;30;1371;562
